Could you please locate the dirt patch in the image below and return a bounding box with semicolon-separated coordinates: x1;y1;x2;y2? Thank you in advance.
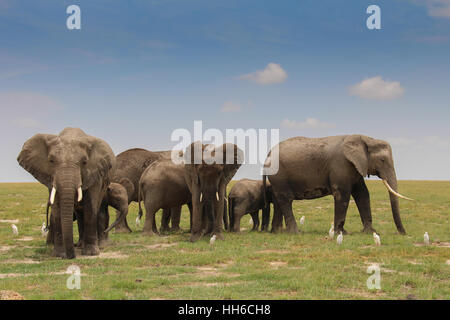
269;261;287;268
408;260;422;265
17;237;34;241
413;241;450;248
0;219;19;223
178;281;242;288
0;290;24;300
0;245;14;252
337;288;385;298
144;243;178;250
77;251;128;259
2;259;41;264
446;260;450;266
257;249;290;254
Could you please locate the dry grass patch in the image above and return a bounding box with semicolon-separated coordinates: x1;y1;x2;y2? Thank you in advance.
0;290;24;300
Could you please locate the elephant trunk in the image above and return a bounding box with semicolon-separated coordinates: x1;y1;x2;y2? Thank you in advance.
385;171;406;235
55;167;81;259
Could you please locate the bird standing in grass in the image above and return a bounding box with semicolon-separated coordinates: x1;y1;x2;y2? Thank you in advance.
135;216;141;227
373;232;381;246
329;222;334;239
336;231;343;245
424;232;430;245
299;216;305;226
41;222;48;237
210;234;217;247
11;224;18;236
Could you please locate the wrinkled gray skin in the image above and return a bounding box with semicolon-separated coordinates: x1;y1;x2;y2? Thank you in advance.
264;135;407;235
228;179;273;232
183;142;243;242
138;159;193;236
107;148;181;233
17;128;116;259
73;182;129;247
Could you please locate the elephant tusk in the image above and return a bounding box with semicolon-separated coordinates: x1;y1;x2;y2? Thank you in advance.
216;192;220;202
77;186;83;202
50;187;56;205
382;180;414;201
200;193;203;202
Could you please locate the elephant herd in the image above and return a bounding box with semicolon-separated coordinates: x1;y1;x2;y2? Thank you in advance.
17;127;412;259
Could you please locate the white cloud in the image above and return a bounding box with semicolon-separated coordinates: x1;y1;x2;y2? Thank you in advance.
239;62;287;85
281;118;335;130
424;0;450;18
221;101;242;112
349;76;404;100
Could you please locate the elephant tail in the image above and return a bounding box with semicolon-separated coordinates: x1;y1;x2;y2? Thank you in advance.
228;196;234;231
137;185;143;220
263;174;268;208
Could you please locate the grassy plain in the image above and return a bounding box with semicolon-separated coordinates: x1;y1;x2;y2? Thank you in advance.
0;181;449;300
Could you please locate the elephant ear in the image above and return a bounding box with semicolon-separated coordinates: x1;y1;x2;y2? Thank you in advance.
343;135;369;177
17;134;58;188
82;136;116;189
219;143;244;185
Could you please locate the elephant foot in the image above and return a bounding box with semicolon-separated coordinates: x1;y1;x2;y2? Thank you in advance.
52;248;75;259
74;239;84;248
98;238;109;248
82;244;100;256
190;232;202;242
397;227;406;235
362;226;377;234
170;226;181;232
142;229;156;236
215;233;224;240
160;227;170;234
114;226;132;234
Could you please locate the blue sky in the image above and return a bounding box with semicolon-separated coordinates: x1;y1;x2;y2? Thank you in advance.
1;0;450;181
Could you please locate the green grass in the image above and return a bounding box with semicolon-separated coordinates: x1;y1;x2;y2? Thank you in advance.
0;181;449;300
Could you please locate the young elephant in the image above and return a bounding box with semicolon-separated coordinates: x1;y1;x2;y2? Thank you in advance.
228;179;272;232
138;159;192;236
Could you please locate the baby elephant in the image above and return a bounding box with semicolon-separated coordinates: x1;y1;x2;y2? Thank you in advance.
138;159;192;236
228;179;272;232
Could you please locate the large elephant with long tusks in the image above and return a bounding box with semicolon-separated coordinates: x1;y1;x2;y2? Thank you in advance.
17;127;116;259
263;135;413;235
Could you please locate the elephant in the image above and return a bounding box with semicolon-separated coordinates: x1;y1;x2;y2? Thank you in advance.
183;142;243;242
228;179;273;232
17;127;116;259
138;159;193;236
263;135;412;235
106;148;181;233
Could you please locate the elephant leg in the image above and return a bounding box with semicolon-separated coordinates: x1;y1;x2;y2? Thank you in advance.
97;201;109;248
160;208;171;233
142;202;158;236
250;210;260;231
113;208;132;233
190;192;203;242
232;204;246;233
333;189;351;235
46;209;55;245
223;201;229;231
212;187;226;239
352;179;376;234
75;208;84;248
187;202;193;233
261;205;270;232
170;206;181;232
81;185;102;256
275;194;298;234
271;198;283;233
50;201;66;258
